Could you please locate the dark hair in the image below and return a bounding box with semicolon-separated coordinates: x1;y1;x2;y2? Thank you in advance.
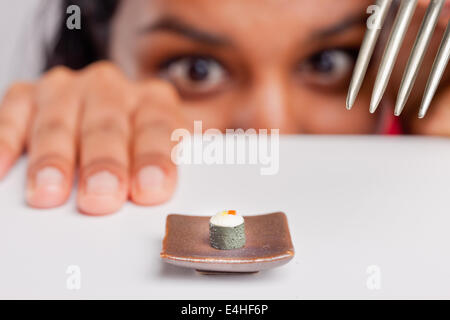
45;0;120;71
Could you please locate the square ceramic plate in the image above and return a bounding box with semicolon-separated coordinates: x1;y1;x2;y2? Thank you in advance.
160;212;294;273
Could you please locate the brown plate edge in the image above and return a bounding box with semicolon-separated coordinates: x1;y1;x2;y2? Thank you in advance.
162;254;294;273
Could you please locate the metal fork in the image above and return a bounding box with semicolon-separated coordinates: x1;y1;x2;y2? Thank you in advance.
346;0;450;118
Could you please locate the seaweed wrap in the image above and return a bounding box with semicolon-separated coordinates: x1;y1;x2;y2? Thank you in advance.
209;210;246;250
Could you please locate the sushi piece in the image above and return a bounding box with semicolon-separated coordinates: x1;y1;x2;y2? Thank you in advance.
209;210;246;250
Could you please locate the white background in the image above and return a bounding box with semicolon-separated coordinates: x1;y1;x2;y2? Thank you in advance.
1;136;450;299
0;0;50;96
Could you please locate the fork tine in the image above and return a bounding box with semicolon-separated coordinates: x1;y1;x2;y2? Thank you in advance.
370;0;419;114
395;0;445;116
418;22;450;119
346;0;393;110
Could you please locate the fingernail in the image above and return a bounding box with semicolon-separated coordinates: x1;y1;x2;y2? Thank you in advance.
132;165;173;206
137;166;165;191
78;170;122;215
36;167;64;191
86;170;120;195
27;167;66;208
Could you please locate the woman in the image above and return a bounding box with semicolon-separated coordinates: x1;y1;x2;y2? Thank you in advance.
0;0;448;215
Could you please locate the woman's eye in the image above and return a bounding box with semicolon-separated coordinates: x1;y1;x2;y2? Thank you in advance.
160;56;228;97
298;48;358;88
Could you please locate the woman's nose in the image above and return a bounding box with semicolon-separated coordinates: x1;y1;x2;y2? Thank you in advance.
231;75;298;133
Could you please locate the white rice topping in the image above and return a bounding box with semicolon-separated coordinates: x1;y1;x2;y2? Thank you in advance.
210;211;244;227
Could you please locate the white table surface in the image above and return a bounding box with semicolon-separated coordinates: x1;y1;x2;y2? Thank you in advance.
1;136;450;299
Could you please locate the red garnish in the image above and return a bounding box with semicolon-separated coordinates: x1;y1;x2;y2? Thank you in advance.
228;210;236;215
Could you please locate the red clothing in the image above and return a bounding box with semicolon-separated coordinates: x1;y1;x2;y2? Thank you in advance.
383;114;403;135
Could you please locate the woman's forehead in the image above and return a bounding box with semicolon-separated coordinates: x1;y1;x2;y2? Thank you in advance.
121;0;372;33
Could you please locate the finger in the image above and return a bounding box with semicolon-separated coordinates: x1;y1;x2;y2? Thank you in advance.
26;67;80;208
78;104;130;215
0;83;34;179
77;66;131;215
131;81;182;206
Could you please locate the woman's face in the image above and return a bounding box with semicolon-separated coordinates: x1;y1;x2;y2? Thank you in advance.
110;0;379;134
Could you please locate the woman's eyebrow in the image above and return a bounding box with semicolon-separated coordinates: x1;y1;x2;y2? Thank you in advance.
312;13;365;40
140;17;232;46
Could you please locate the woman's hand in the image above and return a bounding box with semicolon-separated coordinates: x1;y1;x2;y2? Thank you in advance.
0;62;185;215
